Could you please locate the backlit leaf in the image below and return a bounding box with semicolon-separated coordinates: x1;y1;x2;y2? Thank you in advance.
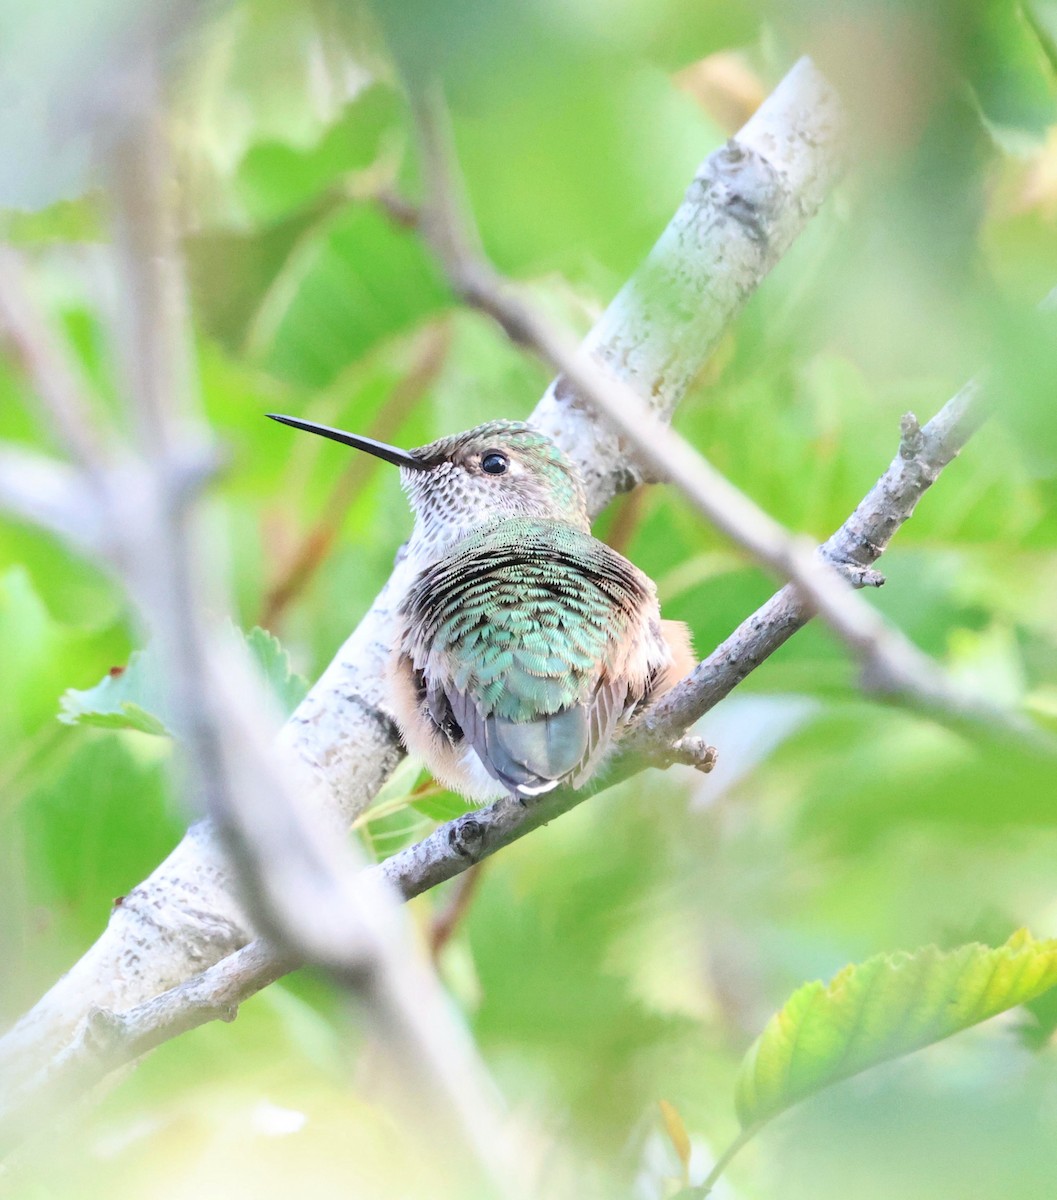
59;625;308;736
659;1098;692;1175
59;648;180;736
244;625;310;716
735;930;1057;1127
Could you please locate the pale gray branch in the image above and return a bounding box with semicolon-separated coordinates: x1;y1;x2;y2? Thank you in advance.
0;443;103;550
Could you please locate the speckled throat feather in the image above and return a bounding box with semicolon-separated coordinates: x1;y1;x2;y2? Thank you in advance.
400;421;591;563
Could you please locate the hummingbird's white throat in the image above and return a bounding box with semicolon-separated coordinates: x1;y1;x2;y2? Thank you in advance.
400;452;589;566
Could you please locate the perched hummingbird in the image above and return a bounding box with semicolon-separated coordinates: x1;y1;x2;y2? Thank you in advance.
268;415;693;802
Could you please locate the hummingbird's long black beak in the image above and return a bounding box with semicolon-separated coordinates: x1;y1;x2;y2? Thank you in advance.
266;414;428;470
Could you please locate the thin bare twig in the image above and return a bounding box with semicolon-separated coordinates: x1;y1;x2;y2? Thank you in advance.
0;247;112;476
624;384;993;749
603;485;649;556
430;864;488;959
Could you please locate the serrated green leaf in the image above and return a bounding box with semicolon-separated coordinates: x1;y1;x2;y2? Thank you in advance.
59;648;177;736
59;626;308;736
735;930;1057;1127
71;703;172;737
244;625;310;715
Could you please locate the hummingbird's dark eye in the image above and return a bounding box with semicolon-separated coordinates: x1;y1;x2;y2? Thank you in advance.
481;451;509;476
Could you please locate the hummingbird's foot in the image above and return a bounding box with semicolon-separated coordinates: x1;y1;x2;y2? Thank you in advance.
828;558;886;589
667;736;718;774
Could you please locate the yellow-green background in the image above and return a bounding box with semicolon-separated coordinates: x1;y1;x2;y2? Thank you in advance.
3;0;1057;1196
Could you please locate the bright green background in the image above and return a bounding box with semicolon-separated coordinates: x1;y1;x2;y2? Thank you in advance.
3;0;1057;1197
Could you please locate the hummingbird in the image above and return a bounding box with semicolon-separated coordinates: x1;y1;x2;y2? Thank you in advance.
268;414;694;802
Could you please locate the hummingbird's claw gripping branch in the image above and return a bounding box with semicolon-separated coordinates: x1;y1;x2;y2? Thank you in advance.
665;738;720;774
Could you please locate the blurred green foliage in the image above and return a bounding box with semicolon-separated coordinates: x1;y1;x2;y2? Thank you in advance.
58;626;309;735
3;0;1057;1197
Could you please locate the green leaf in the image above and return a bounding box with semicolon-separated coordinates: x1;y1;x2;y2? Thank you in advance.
243;625;310;715
192;199;452;388
1024;0;1057;81
59;625;309;736
235;85;404;225
0;566;128;745
58;648;177;736
968;1;1057;139
188;85;411;359
410;792;475;823
18;734;179;932
735;930;1057;1127
186;202;341;354
1;194;104;245
250;205;451;388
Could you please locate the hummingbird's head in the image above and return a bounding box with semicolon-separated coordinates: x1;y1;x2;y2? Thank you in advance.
267;415;589;559
403;420;590;550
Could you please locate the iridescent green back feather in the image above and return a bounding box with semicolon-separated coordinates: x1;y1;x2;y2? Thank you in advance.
399;517;659;792
402;518;648;720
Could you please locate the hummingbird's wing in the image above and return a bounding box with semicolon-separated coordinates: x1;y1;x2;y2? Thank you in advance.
397;519;677;798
